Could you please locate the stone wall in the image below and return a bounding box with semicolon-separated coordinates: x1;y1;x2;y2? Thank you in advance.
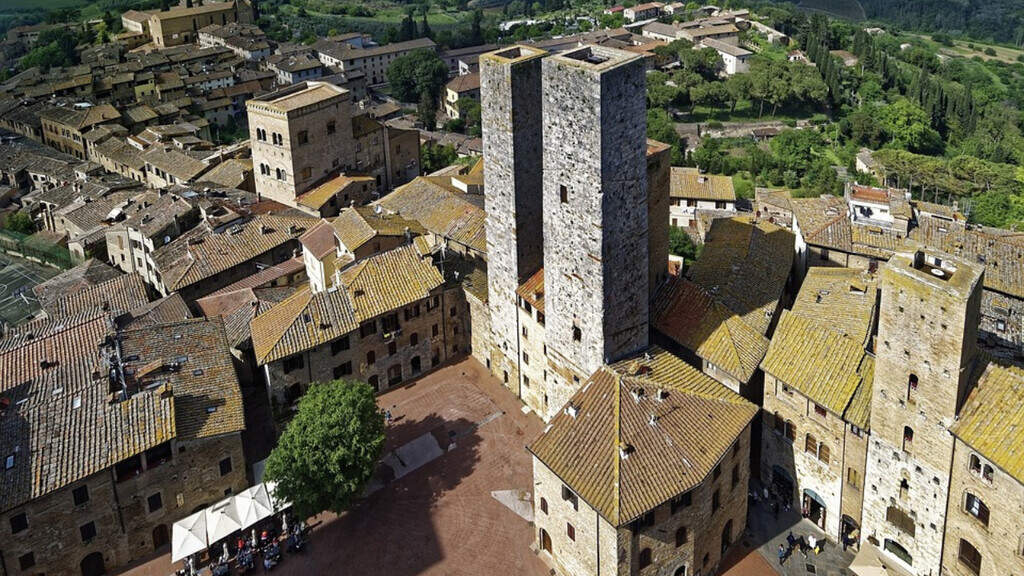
542;47;649;379
465;287;491;367
481;46;547;393
941;439;1024;576
646;144;671;300
840;425;869;539
862;252;984;576
532;455;617;576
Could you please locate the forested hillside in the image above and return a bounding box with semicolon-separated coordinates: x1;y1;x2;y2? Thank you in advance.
856;0;1022;45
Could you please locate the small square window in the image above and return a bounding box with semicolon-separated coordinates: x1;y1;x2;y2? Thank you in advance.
814;404;827;418
566;522;575;541
80;521;97;543
9;512;27;534
73;485;90;506
219;457;232;477
18;552;34;570
559;185;568;204
297;130;308;145
148;492;163;513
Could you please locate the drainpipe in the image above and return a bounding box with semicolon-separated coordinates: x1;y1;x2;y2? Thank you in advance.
595;510;601;576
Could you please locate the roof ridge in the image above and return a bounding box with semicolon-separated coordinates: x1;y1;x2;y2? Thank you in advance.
254;286;312;364
613;370;623;525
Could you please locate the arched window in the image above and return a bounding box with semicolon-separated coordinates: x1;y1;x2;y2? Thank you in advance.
275;168;283;180
884;539;913;566
366;351;375;365
982;464;993;483
539;497;547;514
410;332;419;346
785;420;796;442
902;426;914;452
639;548;652;569
675;527;688;547
969;453;981;474
818;443;830;465
958;538;982;575
899;478;910;501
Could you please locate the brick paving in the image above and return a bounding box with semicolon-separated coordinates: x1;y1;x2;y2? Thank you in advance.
118;358;551;576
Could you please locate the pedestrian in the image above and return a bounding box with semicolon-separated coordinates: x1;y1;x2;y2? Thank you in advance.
385;409;392;425
799;536;808;559
786;531;796;549
778;543;787;566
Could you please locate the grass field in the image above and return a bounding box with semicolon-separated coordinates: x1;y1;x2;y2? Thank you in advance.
0;253;59;328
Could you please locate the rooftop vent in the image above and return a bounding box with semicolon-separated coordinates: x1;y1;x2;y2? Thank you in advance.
565;403;579;419
655;388;668;402
619;442;634;460
648;413;658;427
631;387;645;403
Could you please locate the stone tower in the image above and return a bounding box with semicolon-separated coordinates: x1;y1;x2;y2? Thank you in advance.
862;249;983;576
480;45;547;389
542;45;649;381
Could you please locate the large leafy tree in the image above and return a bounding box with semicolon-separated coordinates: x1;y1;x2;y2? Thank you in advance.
264;380;385;518
388;49;448;105
880;99;941;154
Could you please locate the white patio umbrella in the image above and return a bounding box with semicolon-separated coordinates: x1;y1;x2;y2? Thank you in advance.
265;481;292;512
205;496;243;543
234;484;274;529
172;510;207;562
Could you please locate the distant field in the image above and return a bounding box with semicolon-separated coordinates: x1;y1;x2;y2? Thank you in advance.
947;39;1024;64
796;0;866;21
1;0;85;9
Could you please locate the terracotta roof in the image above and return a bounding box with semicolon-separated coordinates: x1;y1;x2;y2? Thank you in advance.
296;174;375;210
252;245;443;365
377;177;486;254
652;277;767;383
331;206;425;253
299;219;337;260
670;167;735;201
118;317;245;439
0;314;111;394
909;217;1024;299
0;360;175;513
198;286;297;348
249;82;344;114
208;256;306;296
446;73;480;94
790;267;878;346
515;268;545;314
153;214;316;291
43;273;150;320
790;194;897;259
951;361;1024;483
528;347;757;526
32;259;120;309
687;217;794;335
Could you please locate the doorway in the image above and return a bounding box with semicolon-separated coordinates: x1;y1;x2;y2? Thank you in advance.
721;519;733;554
152;524;169;549
803;489;827;530
80;552;106;576
539;528;552;555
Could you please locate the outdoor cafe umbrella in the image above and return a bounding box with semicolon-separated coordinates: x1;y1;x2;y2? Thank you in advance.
265;481;292;512
172;510;207;562
234;484;275;529
205;496;244;544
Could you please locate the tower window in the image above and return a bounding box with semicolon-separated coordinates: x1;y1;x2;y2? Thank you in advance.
964;493;990;526
639;548;652;569
958;538;982;575
902;426;914;452
572;324;581;342
559;185;568;204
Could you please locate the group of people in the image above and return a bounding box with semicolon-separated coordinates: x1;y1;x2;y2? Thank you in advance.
180;516;306;575
777;530;824;566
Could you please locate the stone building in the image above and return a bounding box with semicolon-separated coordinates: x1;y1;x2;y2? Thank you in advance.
528;348;757;576
941;362;1024;576
0;315;247;576
39;104;122;160
542;45;650;384
760;268;877;546
861;249;984;576
480;45;547;395
250;244;469;406
105;191;199;286
147;0;253;49
247;82;355;207
668;167;736;229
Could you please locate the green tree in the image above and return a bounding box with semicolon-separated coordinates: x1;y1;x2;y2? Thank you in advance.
4;211;35;235
880;99;941;153
418;90;439;131
264;380;385;518
669;227;702;261
388;49;448;104
458;99;482;137
420;143;459;173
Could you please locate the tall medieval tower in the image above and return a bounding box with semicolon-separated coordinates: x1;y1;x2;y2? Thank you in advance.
862;249;983;576
480;46;547;389
541;45;650;382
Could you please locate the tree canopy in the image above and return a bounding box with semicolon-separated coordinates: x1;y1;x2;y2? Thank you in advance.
387;49;448;104
264;380;385;518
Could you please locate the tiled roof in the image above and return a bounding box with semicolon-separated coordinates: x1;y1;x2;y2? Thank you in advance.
43;273;150;320
790;267;877;346
299;219;337;260
331;206;425;253
515;268;545;314
32;259;120;309
0;314;110;394
670;167;735;201
252;245;443;364
687;217;794;335
446;73;480;94
197;286;297;349
844;355;873;430
119;317;245;440
296;174;374;210
951;361;1024;483
143;146;210;181
528;347;757;526
153;214;316;291
122;293;193;328
207;256;306;296
652;277;767;383
909;217;1024;299
0;360;175;513
377;177;486;254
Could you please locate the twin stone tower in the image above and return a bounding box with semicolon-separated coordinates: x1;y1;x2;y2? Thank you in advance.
481;44;669;410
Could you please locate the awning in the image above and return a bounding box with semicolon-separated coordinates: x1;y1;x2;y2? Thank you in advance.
234;483;275;529
205;496;243;543
850;543;914;576
172;511;207;562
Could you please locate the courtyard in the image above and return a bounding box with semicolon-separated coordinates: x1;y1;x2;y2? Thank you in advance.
120;358;551;576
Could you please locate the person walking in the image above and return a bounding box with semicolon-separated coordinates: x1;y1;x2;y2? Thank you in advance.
385;409;392;425
778;543;787;566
